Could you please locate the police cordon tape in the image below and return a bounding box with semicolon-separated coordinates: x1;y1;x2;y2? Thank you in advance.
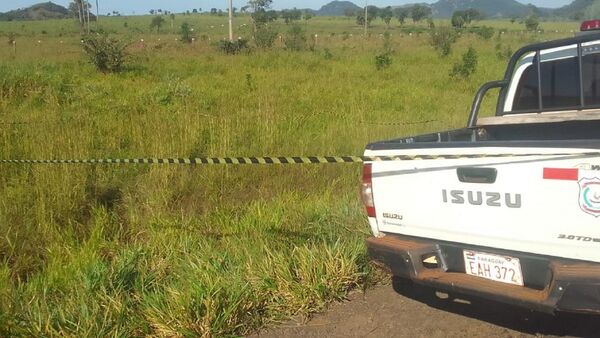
1;152;599;165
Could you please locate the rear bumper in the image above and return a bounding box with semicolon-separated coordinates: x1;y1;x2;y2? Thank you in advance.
367;234;600;314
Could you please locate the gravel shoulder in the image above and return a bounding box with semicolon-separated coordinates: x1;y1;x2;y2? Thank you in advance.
251;278;600;338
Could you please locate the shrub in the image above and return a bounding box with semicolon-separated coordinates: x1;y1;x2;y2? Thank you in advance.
495;42;512;60
245;73;256;91
429;27;458;57
7;32;15;45
254;26;278;49
150;16;166;33
284;24;306;51
81;33;129;73
525;16;540;31
180;23;194;43
471;26;494;40
450;47;478;78
323;48;333;60
427;18;435;29
375;53;392;71
218;38;249;55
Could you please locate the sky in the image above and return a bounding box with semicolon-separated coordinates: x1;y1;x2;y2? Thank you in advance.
1;0;574;14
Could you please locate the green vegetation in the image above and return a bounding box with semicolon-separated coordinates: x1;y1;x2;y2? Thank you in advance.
451;47;478;78
284;23;307;51
81;32;128;72
430;26;459;57
180;22;195;43
150;15;166;33
525;15;541;31
0;12;580;337
451;9;485;29
218;38;250;55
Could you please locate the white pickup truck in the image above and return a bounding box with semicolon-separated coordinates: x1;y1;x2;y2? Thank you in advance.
363;21;600;314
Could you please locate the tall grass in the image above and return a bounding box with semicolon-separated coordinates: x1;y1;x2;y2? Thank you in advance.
0;15;580;336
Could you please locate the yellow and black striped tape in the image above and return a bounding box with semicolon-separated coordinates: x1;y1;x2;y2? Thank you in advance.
0;152;598;165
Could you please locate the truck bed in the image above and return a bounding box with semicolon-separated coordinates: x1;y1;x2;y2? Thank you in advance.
367;119;600;148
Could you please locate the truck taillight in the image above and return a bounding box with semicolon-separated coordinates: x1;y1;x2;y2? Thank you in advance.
361;163;376;217
581;20;600;32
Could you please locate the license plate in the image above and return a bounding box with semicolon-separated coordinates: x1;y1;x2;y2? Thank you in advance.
463;250;524;286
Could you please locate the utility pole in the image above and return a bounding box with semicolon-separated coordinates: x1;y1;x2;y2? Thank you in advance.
86;1;91;33
76;0;83;31
228;0;234;41
96;0;99;26
364;0;368;36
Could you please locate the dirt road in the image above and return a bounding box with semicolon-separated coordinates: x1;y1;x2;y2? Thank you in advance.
252;278;600;338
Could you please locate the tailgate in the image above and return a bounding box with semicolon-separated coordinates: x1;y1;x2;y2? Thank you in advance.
366;146;600;263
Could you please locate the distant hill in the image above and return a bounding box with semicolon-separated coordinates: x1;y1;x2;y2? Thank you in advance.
314;0;556;18
553;0;594;19
316;1;362;16
430;0;550;18
0;2;69;21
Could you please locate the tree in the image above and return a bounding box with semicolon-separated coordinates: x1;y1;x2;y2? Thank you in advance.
525;15;539;31
180;22;194;43
192;8;198;13
367;5;379;20
69;2;81;19
344;8;356;17
149;9;155;15
451;11;466;28
281;9;302;23
394;7;409;25
210;8;217;15
249;0;275;26
266;10;279;21
452;9;485;28
303;11;314;21
150;15;165;33
70;1;91;31
356;12;375;26
380;6;393;27
170;13;175;29
410;4;431;23
464;8;485;22
356;14;365;26
248;0;277;48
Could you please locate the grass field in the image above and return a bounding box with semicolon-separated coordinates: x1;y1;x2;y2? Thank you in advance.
0;14;580;337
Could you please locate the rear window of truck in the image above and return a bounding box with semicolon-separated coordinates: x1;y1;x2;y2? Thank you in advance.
507;41;600;113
